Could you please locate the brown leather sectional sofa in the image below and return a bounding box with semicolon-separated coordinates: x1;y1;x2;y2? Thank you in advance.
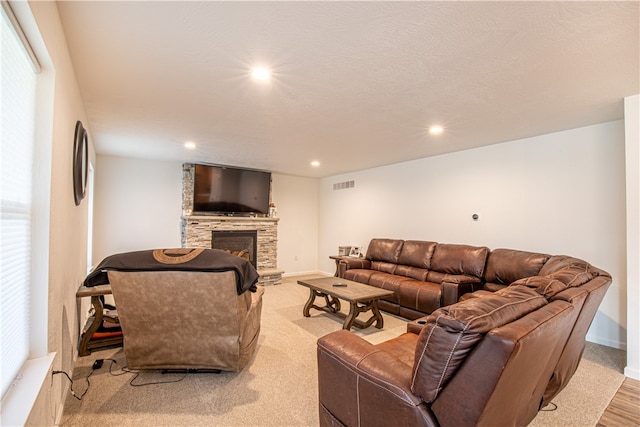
339;238;601;319
320;238;612;426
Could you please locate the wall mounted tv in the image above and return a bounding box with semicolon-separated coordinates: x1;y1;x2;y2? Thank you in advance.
192;164;271;216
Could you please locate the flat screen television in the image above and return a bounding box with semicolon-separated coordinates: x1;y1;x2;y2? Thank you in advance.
192;164;271;216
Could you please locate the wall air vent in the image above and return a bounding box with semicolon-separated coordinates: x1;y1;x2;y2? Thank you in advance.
333;180;355;190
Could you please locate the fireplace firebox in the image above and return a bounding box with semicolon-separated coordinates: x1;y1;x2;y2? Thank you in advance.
211;230;258;269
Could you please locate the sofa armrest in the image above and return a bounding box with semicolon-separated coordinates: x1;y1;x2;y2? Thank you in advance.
407;317;430;334
338;258;371;278
317;330;427;426
440;275;483;306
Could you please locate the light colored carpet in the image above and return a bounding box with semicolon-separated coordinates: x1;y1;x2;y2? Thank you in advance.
60;275;625;426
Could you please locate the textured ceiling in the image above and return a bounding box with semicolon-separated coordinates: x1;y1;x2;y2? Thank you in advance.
57;1;639;178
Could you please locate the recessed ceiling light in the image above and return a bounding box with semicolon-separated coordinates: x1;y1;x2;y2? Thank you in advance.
311;161;320;167
184;141;197;150
251;67;271;81
429;125;444;134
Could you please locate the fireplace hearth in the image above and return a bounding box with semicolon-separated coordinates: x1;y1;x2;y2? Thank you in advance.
212;230;258;269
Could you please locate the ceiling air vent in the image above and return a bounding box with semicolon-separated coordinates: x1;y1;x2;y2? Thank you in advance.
333;180;355;190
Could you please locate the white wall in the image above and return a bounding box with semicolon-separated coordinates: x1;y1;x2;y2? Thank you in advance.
93;157;320;275
625;94;639;379
271;174;319;275
92;155;183;263
319;121;627;349
14;1;95;424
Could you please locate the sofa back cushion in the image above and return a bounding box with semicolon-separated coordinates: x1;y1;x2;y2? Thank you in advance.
430;243;489;278
411;285;547;403
513;255;602;299
366;238;404;264
513;276;567;299
398;240;437;269
484;248;550;286
538;255;598;285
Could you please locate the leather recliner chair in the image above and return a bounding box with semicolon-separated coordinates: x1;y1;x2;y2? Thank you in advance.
86;248;264;372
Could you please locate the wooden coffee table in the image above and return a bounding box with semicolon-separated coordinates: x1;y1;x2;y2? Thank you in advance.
297;277;394;330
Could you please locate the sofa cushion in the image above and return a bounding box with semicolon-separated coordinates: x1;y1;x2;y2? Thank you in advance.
395;264;428;281
514;276;566;299
513;256;599;299
366;238;404;264
368;272;405;303
375;332;420;368
514;267;596;299
396;279;442;315
371;261;398;275
397;240;437;269
343;269;378;284
538;255;600;280
483;282;507;293
430;243;489;278
410;285;547;403
426;270;447;284
484;248;550;286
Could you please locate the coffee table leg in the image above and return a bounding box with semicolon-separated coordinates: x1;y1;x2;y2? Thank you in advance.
343;299;385;330
325;295;341;313
343;302;358;330
305;290;342;317
303;289;317;317
371;300;384;329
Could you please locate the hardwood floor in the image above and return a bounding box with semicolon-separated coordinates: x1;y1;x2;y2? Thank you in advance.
597;377;640;426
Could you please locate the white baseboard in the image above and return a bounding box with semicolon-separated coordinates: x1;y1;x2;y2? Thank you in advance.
586;334;626;350
282;270;332;277
624;366;640;380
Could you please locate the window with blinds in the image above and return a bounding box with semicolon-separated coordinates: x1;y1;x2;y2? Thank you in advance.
0;4;38;398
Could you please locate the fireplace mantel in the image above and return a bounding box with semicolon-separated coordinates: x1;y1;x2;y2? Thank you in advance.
184;215;279;223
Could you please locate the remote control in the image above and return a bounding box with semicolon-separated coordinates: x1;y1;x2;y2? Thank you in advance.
332;283;348;287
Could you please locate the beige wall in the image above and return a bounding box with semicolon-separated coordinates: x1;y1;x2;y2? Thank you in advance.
23;1;94;424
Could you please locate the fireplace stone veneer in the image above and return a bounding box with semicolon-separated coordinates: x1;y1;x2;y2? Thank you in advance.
180;216;283;286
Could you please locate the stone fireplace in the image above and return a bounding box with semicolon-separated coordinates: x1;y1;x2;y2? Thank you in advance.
211;230;257;269
180;164;283;286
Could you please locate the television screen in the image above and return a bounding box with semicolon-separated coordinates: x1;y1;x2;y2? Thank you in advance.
193;164;271;215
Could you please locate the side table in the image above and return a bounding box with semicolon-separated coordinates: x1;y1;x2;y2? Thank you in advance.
329;255;349;276
76;284;123;356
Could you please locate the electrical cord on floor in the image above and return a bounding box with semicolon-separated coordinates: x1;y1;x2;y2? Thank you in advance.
52;370;85;401
54;357;190;398
106;360;189;387
52;358;118;400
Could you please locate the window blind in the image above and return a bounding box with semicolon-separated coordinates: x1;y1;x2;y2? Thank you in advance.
0;5;38;398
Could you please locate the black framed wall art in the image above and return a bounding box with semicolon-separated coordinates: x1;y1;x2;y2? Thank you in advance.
73;120;88;206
